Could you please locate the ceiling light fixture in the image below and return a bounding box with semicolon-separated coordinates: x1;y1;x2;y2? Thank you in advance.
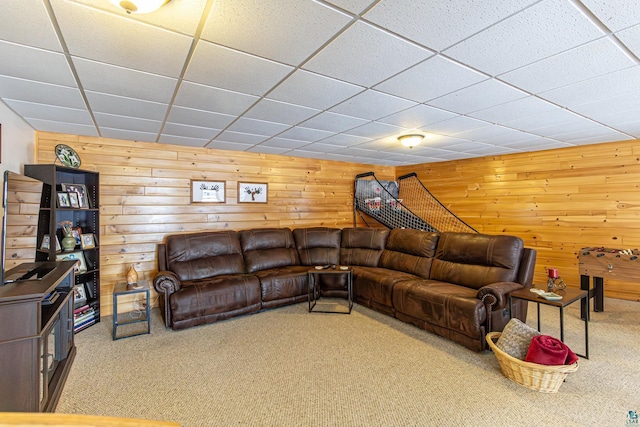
108;0;171;14
398;134;424;149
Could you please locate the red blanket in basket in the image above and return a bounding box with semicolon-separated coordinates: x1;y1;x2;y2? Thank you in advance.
524;335;578;365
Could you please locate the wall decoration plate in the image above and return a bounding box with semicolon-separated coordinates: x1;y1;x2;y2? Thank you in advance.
55;144;81;168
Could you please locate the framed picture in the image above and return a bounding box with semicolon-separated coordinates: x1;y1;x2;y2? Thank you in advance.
56;251;87;273
238;182;268;203
68;191;81;208
40;234;51;250
71;226;82;245
80;233;96;249
73;285;87;307
57;192;71;208
61;183;90;209
191;180;226;203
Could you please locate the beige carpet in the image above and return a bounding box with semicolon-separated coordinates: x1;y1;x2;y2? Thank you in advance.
56;297;640;427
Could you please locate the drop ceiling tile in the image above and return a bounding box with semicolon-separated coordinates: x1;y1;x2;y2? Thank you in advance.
444;0;605;75
295;142;343;153
569;90;640;119
499;38;636;94
73;58;177;103
226;118;290;137
0;41;75;87
174;82;258;116
159;134;210;147
206;140;256;151
550;127;631;143
500;137;570;150
259;138;308;149
615;25;640;59
330;90;416;120
422;116;491;135
162;122;220;140
0;0;62;51
202;0;351;65
166;106;235;129
303;21;432;87
530;117;605;138
4;100;92;125
214;131;269;145
25;118;97;136
453;125;537;144
185;41;293;96
427;79;528;114
244;99;320;125
317;133;370;147
99;127;156;142
86;91;167;121
365;0;538;51
346;122;405;139
378;104;458;128
75;0;208;35
581;0;640;32
277;127;334;142
504;106;596;132
52;0;193;77
299;112;369;133
0;76;85;109
374;56;487;102
540;67;640;107
267;70;363;110
594;107;640;127
94;112;162;133
469;96;559;123
247;145;290;155
325;0;376;14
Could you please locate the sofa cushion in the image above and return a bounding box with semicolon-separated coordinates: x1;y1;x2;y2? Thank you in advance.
379;228;439;279
293;227;341;266
353;266;421;315
430;232;524;290
340;228;389;267
240;228;300;273
253;266;310;303
166;231;246;281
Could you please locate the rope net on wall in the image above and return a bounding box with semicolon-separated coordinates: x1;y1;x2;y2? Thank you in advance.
353;172;476;233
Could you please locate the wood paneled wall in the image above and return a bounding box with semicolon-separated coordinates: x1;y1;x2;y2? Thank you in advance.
397;139;640;302
35;132;394;316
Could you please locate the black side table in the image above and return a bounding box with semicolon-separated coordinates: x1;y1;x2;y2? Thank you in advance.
308;266;353;314
112;280;151;340
509;287;589;359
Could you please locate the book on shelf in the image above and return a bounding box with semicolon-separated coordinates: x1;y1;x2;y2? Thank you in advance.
74;314;96;330
74;311;95;326
74;319;95;333
73;304;90;315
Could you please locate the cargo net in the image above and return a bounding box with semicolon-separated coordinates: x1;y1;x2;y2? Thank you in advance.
397;173;476;233
354;173;435;231
354;172;476;233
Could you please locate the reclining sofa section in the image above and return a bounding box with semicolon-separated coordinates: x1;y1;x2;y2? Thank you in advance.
153;227;536;352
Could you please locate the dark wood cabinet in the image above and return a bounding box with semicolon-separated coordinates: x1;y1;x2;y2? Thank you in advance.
0;261;76;412
24;165;100;330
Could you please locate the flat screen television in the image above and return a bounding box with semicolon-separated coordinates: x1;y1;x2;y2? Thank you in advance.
1;170;49;285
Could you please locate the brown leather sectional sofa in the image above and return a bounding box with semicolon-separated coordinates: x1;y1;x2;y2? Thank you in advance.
153;227;536;351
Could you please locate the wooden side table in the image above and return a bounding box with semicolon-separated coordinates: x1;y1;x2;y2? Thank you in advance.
508;287;589;359
308;266;353;314
112;280;151;340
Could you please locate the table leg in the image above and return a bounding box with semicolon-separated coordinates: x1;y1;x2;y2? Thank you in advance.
582;294;589;359
537;302;541;332
559;306;565;343
580;274;590;320
594;276;604;312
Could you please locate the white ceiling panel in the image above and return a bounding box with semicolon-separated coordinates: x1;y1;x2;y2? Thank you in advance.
185;41;293;96
86;91;167;121
267;70;363;110
303;21;432;87
444;0;605;76
73;58;177;103
330;90;416;120
374;56;487;102
364;0;539;52
499;37;636;94
173;82;258;116
427;79;528;115
202;0;352;65
2;1;640;165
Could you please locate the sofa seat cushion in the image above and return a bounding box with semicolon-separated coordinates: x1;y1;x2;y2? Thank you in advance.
253;266;310;304
379;228;439;278
352;266;421;314
392;280;487;338
170;274;261;327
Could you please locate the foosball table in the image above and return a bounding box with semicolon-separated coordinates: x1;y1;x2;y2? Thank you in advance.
578;246;640;316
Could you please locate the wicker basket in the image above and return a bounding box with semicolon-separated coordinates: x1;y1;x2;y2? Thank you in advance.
486;332;579;393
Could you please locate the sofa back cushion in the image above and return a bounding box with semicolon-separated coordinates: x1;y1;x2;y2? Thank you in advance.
430;232;524;290
240;228;300;273
293;227;341;266
165;231;245;281
379;229;439;279
340;228;389;267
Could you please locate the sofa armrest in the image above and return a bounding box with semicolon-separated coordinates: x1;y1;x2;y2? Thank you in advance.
153;271;181;328
477;281;524;311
